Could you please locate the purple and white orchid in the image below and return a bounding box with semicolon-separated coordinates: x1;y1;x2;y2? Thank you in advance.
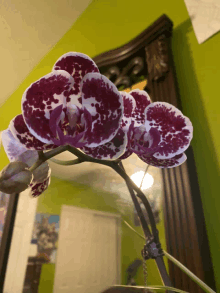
119;89;193;168
0;52;193;197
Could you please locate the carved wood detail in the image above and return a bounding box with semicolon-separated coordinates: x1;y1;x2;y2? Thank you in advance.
104;56;144;89
145;34;169;81
93;14;216;292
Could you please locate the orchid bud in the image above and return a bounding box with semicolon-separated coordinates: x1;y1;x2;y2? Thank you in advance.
0;161;33;194
17;150;50;184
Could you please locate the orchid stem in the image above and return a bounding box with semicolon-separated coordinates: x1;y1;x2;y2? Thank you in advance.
111;161;173;291
110;161;158;237
66;145;120;167
49;158;83;166
29;146;69;172
118;161;152;239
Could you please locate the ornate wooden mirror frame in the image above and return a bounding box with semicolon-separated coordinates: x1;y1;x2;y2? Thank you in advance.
93;14;216;293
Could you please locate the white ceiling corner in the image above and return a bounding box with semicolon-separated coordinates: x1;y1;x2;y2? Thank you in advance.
0;0;93;107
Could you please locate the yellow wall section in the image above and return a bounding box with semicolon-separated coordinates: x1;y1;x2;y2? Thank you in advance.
0;0;220;291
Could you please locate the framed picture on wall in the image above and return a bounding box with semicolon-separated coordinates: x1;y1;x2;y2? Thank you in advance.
30;213;60;263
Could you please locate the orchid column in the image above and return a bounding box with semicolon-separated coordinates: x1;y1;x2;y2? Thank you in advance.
0;52;193;290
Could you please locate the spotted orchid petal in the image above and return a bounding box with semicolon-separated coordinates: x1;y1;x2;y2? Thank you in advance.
130;89;152;126
117;92;136;160
30;175;51;197
119;149;133;160
80;73;123;147
17;150;51;197
22;70;75;144
120;91;136;132
53;52;99;107
48;105;66;146
144;102;193;159
9;115;57;150
1;128;28;161
82;91;136;161
81;128;127;160
130;126;161;156
138;152;187;168
118;119;135;160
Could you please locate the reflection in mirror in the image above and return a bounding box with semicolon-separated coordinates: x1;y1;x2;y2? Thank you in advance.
0;192;10;244
20;159;165;293
121;79;148;93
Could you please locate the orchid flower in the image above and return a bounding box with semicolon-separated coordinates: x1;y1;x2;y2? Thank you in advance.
81;91;135;159
119;89;193;168
1;52;129;196
0;52;193;198
10;52;126;158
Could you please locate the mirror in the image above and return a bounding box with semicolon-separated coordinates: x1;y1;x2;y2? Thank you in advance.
0;14;215;293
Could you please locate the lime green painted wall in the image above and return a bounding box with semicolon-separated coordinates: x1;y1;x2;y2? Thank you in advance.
36;177;167;292
0;0;219;290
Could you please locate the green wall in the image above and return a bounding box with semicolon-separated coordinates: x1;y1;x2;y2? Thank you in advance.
0;0;220;290
36;177;167;292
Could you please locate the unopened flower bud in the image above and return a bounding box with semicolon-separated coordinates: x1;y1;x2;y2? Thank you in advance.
17;150;50;184
0;161;33;194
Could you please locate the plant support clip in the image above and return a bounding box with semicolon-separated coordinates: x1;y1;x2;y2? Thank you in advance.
142;236;164;260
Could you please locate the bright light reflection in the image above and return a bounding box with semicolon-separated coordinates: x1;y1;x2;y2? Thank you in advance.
130;171;154;190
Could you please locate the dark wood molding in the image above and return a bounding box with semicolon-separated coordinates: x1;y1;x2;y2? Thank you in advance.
0;193;19;291
93;14;172;67
23;257;49;293
93;14;216;292
145;34;169;81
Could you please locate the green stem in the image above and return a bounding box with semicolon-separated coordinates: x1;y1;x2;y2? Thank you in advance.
122;219;216;293
119;162;152;240
30;145;119;172
66;145;120;167
111;162;173;290
110;161;158;238
110;285;189;293
49;158;83;166
29;146;69;172
163;251;216;293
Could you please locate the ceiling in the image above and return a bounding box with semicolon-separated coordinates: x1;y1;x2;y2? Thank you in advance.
0;0;93;107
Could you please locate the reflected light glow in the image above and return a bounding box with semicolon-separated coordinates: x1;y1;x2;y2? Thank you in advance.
130;171;154;190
